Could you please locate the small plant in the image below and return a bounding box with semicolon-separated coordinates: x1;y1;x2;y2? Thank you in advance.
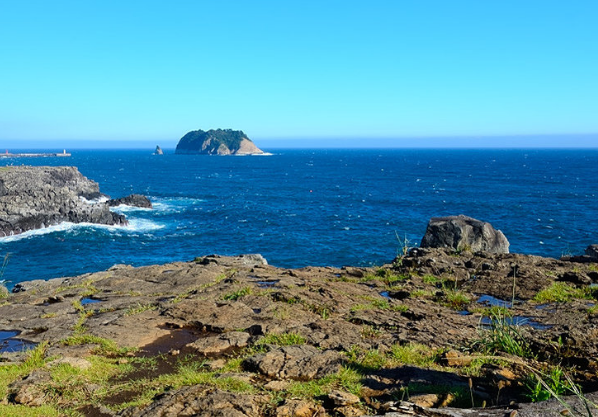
533;282;590;303
257;332;306;346
361;325;381;339
422;274;440;285
222;286;252;301
443;290;471;310
474;310;530;357
124;302;158;316
389;343;438;367
526;366;571;402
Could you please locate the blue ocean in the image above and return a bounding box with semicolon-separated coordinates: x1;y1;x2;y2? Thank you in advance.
0;149;596;289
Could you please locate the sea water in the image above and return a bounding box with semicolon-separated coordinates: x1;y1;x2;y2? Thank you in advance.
0;148;596;289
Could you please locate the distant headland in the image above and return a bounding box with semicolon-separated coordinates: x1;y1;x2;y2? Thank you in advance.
175;129;264;155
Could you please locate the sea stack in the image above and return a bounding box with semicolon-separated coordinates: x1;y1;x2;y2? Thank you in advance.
175;129;264;155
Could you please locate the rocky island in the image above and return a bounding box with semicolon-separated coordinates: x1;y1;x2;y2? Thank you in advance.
0;166;149;236
1;216;598;416
175;129;265;155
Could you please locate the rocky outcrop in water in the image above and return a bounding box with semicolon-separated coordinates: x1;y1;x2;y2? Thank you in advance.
420;214;510;254
0;166;127;236
175;129;264;155
107;194;153;209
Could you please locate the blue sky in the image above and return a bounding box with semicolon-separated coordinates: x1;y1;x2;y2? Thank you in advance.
0;1;597;148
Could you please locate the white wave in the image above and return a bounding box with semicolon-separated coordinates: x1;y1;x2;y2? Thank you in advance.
152;197;204;213
79;196;109;205
110;204;153;214
0;219;164;243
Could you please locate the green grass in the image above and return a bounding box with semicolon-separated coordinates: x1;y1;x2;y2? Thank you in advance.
525;366;572;403
441;290;471;310
286;366;363;398
389;343;439;367
533;282;591;303
222;286;253;301
422;274;441;285
474;310;530;357
124;302;158;316
257;332;306;346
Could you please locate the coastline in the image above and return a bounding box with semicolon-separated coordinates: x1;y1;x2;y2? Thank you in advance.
1;248;597;416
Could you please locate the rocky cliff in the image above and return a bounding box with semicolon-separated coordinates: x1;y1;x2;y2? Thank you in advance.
175;129;264;155
0;166;127;236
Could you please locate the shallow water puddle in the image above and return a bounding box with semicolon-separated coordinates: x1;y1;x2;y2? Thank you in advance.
476;294;515;308
380;291;390;299
256;280;280;288
480;316;552;330
0;330;37;353
81;297;102;305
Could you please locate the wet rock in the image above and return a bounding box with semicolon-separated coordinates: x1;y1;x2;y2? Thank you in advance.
186;331;251;356
107;194;152;208
586;245;598;261
420;215;510;254
0;166;127;236
242;345;343;380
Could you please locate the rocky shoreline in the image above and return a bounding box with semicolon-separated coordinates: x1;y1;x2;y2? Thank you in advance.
0;166;150;237
2;246;598;416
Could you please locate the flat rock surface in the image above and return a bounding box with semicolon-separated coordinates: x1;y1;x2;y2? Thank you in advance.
1;251;598;416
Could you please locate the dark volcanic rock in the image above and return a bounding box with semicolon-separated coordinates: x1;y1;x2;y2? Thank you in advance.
0;166;126;236
107;194;153;208
586;244;598;261
420;214;510;254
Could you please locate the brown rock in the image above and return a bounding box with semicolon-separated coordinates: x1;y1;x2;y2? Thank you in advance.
329;390;361;406
243;345;342;380
276;399;326;417
186;331;251;355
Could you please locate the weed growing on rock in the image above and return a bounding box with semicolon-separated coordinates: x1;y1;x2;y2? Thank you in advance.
389;343;439;367
533;282;591;303
525;366;572;402
124;302;158;316
474;310;530;357
222;286;253;301
257;332;307;346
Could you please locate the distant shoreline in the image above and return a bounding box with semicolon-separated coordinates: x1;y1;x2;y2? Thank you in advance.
0;151;71;158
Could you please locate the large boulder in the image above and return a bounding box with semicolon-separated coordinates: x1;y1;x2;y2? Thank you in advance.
0;166;126;236
420;215;510;254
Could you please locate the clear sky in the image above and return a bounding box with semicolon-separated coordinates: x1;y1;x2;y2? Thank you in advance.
1;0;597;148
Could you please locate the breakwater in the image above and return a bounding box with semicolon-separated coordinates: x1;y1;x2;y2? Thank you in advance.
0;150;71;158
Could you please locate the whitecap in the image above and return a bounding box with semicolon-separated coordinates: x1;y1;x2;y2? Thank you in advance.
0;218;164;243
110;204;153;214
79;196;109;205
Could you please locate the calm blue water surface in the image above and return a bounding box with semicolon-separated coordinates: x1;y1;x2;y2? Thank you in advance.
0;149;596;288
